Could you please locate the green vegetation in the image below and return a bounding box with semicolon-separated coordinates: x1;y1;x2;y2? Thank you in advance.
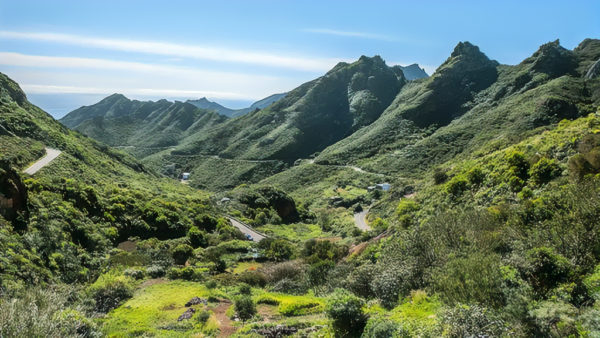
2;37;600;337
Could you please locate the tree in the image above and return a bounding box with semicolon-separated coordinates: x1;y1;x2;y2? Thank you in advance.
205;246;226;273
234;296;256;325
308;260;335;295
325;289;368;337
265;239;294;261
172;244;194;265
188;226;207;248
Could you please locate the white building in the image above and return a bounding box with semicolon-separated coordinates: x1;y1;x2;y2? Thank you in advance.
182;172;190;181
376;183;391;191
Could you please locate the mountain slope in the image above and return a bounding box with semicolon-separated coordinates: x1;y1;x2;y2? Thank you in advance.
186;93;287;118
172;55;406;161
315;40;600;176
396;63;429;80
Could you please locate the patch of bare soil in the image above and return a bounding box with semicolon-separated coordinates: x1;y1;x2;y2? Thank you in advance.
117;240;136;252
139;278;167;288
214;299;237;337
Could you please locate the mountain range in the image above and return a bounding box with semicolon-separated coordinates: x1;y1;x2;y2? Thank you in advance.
57;40;600;192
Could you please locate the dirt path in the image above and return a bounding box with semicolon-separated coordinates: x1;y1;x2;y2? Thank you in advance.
214;299;237;337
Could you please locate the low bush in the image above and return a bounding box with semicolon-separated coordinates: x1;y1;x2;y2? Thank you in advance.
325;288;368;337
87;272;135;313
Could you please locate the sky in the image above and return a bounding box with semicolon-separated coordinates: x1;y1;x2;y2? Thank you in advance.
0;0;599;118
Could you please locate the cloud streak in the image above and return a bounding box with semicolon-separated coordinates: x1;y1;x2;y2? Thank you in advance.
302;28;395;41
0;31;346;72
20;84;254;100
1;52;308;100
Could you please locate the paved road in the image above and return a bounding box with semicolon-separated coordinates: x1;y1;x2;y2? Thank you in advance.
354;209;371;231
23;148;62;175
227;217;266;242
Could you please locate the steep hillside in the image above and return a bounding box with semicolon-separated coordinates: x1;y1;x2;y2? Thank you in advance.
316;40;600;176
173;55;406;161
187;92;287;118
397;63;429;80
0;71;230;285
59;93;144;129
74;100;226;149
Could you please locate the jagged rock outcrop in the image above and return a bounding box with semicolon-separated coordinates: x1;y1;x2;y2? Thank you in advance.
0;160;28;222
177;308;196;321
252;325;298;338
528;40;578;78
185;297;208;307
586;59;600;79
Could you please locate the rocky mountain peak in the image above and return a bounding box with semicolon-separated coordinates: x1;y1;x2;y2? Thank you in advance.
528;39;577;77
451;41;485;58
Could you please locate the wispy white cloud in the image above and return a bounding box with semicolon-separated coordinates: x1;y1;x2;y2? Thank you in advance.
0;31;346;72
302;28;395;41
20;84;254;100
1;52;309;100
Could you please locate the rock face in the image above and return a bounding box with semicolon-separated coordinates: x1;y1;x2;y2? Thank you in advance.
177;308;196;321
586;59;600;79
252;325;298;338
185;297;208;307
396;64;429;80
528;40;578;78
0;160;29;223
400;41;499;128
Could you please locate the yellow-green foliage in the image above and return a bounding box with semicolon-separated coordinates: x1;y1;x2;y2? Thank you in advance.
396;199;421;216
389;290;440;328
102;280;220;337
255;293;325;316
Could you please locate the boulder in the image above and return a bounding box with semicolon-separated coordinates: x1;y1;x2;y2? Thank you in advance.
185;297;208;307
177;308;196;321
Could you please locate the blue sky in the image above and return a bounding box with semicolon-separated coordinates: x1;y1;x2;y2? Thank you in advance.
0;0;598;118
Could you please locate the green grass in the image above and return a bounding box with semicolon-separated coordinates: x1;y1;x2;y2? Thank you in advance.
101;280;220;337
255;292;325;317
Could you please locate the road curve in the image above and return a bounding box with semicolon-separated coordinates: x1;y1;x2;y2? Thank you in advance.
227;217;266;242
23;148;62;175
354;209;371;231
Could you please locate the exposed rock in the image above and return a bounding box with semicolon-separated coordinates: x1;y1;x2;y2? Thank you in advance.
185;297;208;307
177;307;196;321
586;58;600;79
0;160;29;223
529;40;578;78
252;325;298;338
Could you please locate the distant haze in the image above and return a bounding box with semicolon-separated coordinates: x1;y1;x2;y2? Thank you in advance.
28;93;255;119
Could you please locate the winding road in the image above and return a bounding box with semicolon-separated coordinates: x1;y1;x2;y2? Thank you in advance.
23;148;62;175
227;217;266;242
354;209;371;231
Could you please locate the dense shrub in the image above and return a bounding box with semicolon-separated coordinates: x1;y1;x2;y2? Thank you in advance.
445;175;469;196
529;158;562;186
188;226;208;248
264;239;295;261
167;267;204;281
325;288;368;337
433;169;448;184
238;283;252;295
195;310;211;325
0;286;102;338
362;318;406;338
234;296;256;324
261;261;308;285
87;273;134;313
172;244;194;265
237;271;268;288
123;267;145;280
524;247;572;297
433;253;504;307
441;304;507;338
